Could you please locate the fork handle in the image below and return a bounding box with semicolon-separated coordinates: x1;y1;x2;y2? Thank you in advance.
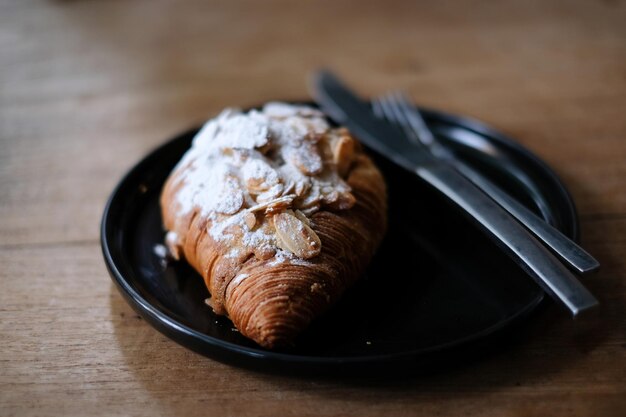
450;159;600;274
418;162;599;316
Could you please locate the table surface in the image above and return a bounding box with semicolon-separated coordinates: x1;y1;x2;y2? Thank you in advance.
1;1;625;416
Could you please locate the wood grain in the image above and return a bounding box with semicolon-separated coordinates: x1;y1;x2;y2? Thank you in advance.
1;0;625;416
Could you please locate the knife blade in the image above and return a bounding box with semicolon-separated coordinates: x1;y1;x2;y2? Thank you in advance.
310;69;598;316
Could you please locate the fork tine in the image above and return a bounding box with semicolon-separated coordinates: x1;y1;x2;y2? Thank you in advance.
377;94;397;125
382;92;424;145
371;98;384;119
393;91;436;145
393;91;416;117
374;92;429;147
383;93;407;126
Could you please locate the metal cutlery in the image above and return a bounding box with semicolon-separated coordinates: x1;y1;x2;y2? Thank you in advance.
310;69;599;316
372;92;600;275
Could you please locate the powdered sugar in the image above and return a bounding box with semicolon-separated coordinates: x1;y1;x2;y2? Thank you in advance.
153;243;168;258
268;249;312;267
231;273;250;286
262;102;326;119
168;102;355;264
240;157;279;190
193;109;269;151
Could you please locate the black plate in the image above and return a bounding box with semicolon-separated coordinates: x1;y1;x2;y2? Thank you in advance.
101;105;579;375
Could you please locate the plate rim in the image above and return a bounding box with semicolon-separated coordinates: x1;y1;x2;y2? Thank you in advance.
101;105;579;370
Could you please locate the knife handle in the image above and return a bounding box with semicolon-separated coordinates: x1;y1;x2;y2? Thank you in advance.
417;163;599;316
451;159;600;274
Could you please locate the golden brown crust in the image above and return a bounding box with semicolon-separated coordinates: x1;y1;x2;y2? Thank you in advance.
160;139;386;349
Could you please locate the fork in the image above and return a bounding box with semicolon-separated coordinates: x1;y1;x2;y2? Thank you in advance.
373;92;600;275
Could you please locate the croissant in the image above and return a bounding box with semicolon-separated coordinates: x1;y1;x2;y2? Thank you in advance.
160;103;387;348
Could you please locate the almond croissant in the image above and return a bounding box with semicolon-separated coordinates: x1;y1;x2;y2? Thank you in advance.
160;103;386;348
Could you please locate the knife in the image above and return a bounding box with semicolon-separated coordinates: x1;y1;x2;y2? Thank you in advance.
310;70;598;316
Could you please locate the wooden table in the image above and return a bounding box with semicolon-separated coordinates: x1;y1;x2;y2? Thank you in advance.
1;1;625;416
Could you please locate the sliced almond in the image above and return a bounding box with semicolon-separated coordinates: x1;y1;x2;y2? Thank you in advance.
322;190;339;205
255;245;276;260
299;206;319;217
247;195;295;213
317;134;334;163
294;209;311;226
333;134;355;177
244;212;257;229
291;142;323;176
281;179;295;196
295;184;320;209
325;191;356;210
321;185;334;194
272;210;321;259
294;179;310;197
256;183;284;203
264;197;293;215
246;177;271;195
242;157;278;195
